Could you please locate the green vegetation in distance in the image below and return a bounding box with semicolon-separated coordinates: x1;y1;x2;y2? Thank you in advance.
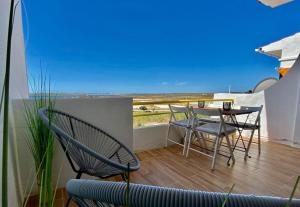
132;94;218;128
133;111;186;128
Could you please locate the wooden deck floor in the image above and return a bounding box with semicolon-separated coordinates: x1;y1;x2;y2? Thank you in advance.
29;140;300;206
132;141;300;198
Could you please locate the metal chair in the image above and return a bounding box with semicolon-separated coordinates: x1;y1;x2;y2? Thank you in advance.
196;100;220;123
165;105;192;155
197;115;221;124
38;108;140;206
66;179;300;207
187;107;236;170
226;106;263;159
238;105;263;159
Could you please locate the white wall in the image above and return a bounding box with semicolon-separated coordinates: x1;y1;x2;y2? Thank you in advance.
264;57;300;144
12;97;133;195
133;124;183;152
0;0;28;99
214;56;300;146
0;0;29;206
280;33;300;68
214;92;267;139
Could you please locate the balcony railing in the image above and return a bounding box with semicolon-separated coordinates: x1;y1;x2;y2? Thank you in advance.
133;98;234;127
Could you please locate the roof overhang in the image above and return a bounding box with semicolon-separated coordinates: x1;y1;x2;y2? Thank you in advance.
256;32;300;59
255;46;282;59
257;0;294;8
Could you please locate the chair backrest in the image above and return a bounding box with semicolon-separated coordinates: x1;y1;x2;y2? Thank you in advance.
190;107;228;135
67;179;299;207
38;108;140;175
240;105;263;125
168;104;190;122
191;107;221;117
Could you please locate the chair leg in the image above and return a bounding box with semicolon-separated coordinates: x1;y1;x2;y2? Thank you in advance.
121;173;127;181
185;129;193;157
200;132;209;153
65;197;72;207
211;136;220;170
165;124;171;147
182;129;187;156
219;136;224;148
225;134;235;166
245;129;255;160
231;135;235;147
258;128;261;155
66;172;83;207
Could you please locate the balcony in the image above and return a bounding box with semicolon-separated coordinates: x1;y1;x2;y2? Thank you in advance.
2;0;300;205
9;96;299;206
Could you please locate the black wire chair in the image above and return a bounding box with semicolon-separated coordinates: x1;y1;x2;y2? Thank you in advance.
38;108;140;206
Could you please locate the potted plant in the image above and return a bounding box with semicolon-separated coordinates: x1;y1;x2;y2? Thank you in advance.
23;75;56;207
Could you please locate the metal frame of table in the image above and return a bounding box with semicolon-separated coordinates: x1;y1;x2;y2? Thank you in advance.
190;108;257;165
222;109;257;164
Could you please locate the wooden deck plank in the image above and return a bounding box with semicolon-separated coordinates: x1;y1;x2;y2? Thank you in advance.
130;140;300;198
27;140;300;206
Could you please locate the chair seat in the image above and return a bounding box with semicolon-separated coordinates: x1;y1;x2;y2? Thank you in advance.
227;122;259;130
197;117;220;123
195;123;236;136
170;119;192;127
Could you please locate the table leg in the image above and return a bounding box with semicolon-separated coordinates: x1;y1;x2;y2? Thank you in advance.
227;114;250;164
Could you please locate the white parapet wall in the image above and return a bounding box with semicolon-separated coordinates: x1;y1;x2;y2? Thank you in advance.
215;56;300;146
133;124;184;152
263;56;300;145
1;0;29;206
134;124;169;151
213;92;268;139
12;97;133;196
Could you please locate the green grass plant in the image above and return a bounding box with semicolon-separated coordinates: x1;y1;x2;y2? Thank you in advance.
133;111;186;128
124;163;131;207
285;176;300;207
23;74;55;207
221;184;235;207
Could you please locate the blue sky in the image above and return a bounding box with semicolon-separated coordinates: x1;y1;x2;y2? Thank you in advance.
23;0;300;94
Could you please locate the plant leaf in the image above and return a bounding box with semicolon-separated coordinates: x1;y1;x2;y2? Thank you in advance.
285;176;300;207
221;184;235;207
22;72;56;207
0;80;5;115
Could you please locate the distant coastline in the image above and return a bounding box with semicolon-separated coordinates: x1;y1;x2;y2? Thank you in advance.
29;92;214;100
